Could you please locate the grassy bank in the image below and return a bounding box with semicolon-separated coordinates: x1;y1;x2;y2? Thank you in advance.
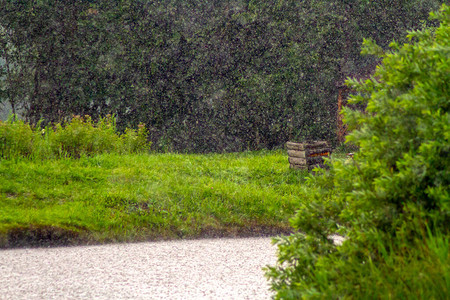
0;150;307;248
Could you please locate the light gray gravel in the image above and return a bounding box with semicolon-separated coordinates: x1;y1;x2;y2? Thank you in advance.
0;237;279;300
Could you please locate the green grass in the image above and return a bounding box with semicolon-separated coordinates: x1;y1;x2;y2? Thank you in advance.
0;150;308;247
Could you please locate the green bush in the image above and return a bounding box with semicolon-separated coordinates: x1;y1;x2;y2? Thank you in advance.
0;116;36;159
121;124;151;154
266;4;449;299
0;115;151;159
49;115;121;157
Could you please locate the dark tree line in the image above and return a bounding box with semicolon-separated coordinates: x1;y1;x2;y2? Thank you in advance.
0;0;443;152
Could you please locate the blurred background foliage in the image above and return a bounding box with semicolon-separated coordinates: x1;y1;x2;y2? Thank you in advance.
0;0;444;152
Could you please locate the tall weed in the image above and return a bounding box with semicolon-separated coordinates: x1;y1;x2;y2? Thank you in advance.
49;115;120;158
0;116;36;159
120;124;151;154
0;115;151;160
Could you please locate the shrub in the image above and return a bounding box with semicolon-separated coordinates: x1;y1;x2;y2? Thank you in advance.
0;115;151;159
49;115;121;158
266;4;449;299
121;123;151;154
0;116;36;159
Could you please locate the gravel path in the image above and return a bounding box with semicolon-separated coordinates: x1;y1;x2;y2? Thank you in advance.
0;237;279;299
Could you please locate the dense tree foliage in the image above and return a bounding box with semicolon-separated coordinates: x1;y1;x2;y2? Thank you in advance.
0;0;444;152
266;4;449;298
